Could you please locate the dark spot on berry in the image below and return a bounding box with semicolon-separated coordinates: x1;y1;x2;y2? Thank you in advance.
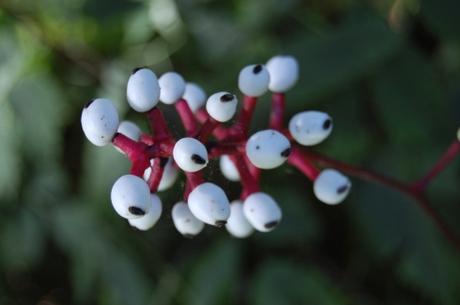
128;206;146;216
323;119;332;130
264;221;278;229
132;67;146;74
253;64;263;74
337;184;349;194
215;220;227;227
220;93;235;102
281;147;291;157
183;234;195;239
159;157;169;168
84;99;95;108
256;145;260;150
191;154;206;164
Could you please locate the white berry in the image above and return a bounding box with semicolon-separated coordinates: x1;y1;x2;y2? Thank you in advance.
128;194;162;230
172;201;205;237
238;64;270;97
206;92;238;122
159;72;186;105
226;200;254;238
246;129;291;169
183;83;206;112
173;138;208;172
143;158;179;191
289;111;332;146
188;182;230;226
127;67;160;112
110;175;151;219
81;98;119;147
243;192;282;232
266;55;299;92
313;169;351;205
117;120;141;141
219;155;240;181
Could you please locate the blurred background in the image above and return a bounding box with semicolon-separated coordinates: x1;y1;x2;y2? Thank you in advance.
1;0;460;304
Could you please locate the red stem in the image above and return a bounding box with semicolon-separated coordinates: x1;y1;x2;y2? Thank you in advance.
288;146;321;181
413;140;460;191
175;99;199;136
184;172;205;200
195;109;228;140
196;117;219;142
270;93;285;130
229;155;260;199
147;158;165;193
230;96;257;137
147;107;172;142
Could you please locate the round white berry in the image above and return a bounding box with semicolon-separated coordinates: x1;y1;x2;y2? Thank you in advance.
313;169;351;205
188;182;230;226
143;158;179;191
238;64;270;97
219;155;240;182
128;194;162;230
266;55;299;92
246;129;291;169
243;192;282;232
159;72;186;105
117;120;141;141
289;111;333;146
172;201;205;237
127;67;160;112
226;200;254;238
206;92;238;122
183;83;206;113
173;138;208;172
81;98;119;147
110;175;151;219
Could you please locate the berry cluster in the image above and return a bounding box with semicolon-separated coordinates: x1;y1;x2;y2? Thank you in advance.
81;55;351;238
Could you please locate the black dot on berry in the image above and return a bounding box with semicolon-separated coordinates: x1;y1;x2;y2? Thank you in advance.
281;147;291;157
128;206;146;216
84;99;95;108
337;184;349;194
183;234;195;239
256;145;260;150
215;220;227;227
253;64;263;74
264;221;279;229
323;119;332;130
132;67;146;74
191;154;206;164
220;93;235;102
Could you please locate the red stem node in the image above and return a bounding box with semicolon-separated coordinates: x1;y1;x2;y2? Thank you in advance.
147;158;166;193
195;109;229;140
147;107;173;142
230;95;258;138
229;155;260;199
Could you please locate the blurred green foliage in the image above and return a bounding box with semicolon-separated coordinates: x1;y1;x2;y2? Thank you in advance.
0;0;460;304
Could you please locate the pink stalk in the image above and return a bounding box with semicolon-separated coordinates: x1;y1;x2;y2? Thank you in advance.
147;107;172;142
230;95;258;137
288;146;321;181
175;99;199;136
184;172;205;200
229;155;260;199
196;117;220;142
147;158;166;192
269;93;285;130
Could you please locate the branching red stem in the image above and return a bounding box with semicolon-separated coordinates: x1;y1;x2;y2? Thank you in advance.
175;99;199;136
270;93;285;130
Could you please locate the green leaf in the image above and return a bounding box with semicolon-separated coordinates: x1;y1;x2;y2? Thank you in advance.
420;0;460;43
182;240;240;305
251;260;349;305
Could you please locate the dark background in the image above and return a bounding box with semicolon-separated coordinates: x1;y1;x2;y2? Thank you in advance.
0;0;460;304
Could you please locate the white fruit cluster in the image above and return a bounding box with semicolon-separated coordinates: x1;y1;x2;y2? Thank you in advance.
80;55;352;239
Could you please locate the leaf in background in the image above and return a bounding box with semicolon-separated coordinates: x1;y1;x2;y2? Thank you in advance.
251;260;349;305
351;183;460;305
0;103;20;200
420;0;460;44
182;240;240;305
287;15;401;101
9;73;68;163
0;209;45;270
